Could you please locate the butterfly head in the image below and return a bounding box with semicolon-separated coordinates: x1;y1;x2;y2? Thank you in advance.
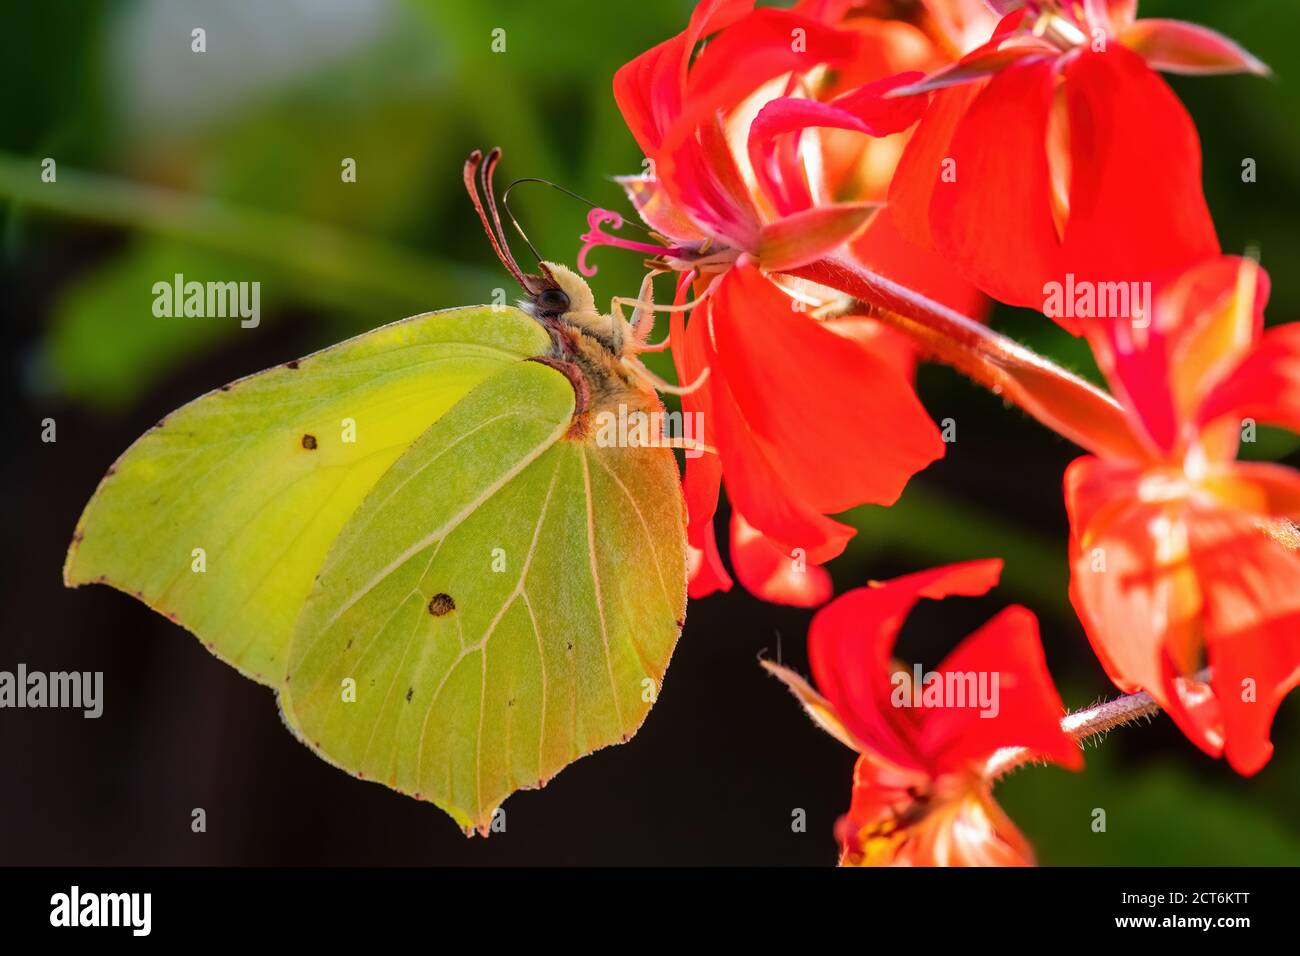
465;149;631;357
530;260;604;322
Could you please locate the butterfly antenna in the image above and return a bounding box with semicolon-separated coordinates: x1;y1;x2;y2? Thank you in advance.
501;176;655;267
499;178;550;266
463;148;532;290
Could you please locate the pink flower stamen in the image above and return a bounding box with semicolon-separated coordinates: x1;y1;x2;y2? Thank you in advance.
577;208;680;276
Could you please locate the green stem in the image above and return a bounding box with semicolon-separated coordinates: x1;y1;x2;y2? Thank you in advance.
0;152;486;309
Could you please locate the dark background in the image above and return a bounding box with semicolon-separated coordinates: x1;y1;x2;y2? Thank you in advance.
2;0;1299;865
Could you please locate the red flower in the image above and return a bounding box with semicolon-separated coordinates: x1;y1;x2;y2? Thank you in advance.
888;0;1268;322
797;0;996;319
766;559;1080;865
596;0;984;604
1063;256;1300;775
669;261;943;605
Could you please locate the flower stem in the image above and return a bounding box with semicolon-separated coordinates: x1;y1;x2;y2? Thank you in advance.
985;672;1210;780
791;254;1151;463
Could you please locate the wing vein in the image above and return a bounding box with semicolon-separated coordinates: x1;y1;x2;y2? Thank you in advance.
589;450;674;606
319;410;568;635
580;447;624;731
520;590;548;782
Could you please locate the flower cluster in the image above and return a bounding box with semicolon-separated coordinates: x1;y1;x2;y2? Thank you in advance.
598;0;1294;864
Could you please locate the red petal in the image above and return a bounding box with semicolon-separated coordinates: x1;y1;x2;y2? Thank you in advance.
670;277;725;555
616;175;709;243
808;559;1005;772
686;522;733;599
612;0;754;155
1187;510;1300;775
662;115;764;248
1064;456;1227;760
822;308;918;382
887;80;984;254
1088;257;1269;454
710;261;944;516
1120;18;1270;77
1166;257;1266;417
1200;322;1300;437
613;1;765;243
1203;463;1300;519
661;8;862;156
730;512;833;607
694;278;858;563
888;40;1051;95
920;605;1082;772
671;280;734;600
1060;47;1220;305
756;202;879;272
1064;456;1195;698
1101;0;1139;34
928;57;1063;309
747;72;927;215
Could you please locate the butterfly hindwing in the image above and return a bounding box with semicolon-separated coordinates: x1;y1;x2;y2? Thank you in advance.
279;362;687;831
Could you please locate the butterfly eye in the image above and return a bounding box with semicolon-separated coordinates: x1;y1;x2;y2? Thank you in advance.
535;288;570;314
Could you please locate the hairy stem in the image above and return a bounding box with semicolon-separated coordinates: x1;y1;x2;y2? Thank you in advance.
985;671;1211;780
791;254;1151;462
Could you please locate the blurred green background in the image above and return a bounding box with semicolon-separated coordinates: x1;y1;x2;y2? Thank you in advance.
1;0;1297;865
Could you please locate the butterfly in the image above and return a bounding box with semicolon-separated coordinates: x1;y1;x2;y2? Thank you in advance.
64;148;696;834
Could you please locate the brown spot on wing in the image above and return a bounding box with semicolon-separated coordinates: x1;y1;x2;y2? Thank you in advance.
427;593;455;616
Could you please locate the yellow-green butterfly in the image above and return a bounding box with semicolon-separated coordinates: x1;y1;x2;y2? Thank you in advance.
64;149;690;834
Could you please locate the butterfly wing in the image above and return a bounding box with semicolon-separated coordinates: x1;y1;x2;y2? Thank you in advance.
279;369;687;832
64;306;552;685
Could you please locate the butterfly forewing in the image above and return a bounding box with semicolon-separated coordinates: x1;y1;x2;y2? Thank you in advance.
63;306;552;684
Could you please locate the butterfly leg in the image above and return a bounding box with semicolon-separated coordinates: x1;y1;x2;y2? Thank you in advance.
611;273;721;355
607;270;661;354
622;358;711;397
658;436;717;456
629;270;661;344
